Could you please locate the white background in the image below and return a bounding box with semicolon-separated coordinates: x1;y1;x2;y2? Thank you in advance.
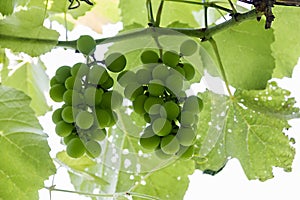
38;21;300;200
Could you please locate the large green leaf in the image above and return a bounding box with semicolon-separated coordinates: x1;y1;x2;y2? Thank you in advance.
50;0;93;19
0;8;59;56
2;59;50;116
271;7;300;78
0;86;55;200
195;82;297;181
0;0;16;15
201;20;275;90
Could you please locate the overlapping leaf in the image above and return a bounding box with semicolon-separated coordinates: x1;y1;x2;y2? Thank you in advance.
0;86;55;200
195;82;297;181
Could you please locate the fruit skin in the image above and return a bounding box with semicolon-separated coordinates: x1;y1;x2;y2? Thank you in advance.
52;108;63;124
66;138;86;158
95;108;112;128
182;63;195;81
148;80;165;97
55;121;74;137
50;84;66;102
152;118;172;136
176;127;196;146
88;65;109;85
85;140;102;158
55;66;71;83
77;35;96;55
140;50;159;64
176;145;194;159
183;96;203;113
75;111;94;130
61;106;75;123
117;70;136;87
133;94;148;115
105;53;127;73
162;51;180;68
139;127;161;150
180;39;198;56
152;64;170;81
161;101;180;120
161;135;180;154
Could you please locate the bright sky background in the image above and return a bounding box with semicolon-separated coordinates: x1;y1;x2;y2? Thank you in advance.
38;20;300;200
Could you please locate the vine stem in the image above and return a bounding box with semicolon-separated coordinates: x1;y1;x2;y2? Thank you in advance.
155;0;165;27
208;38;233;97
146;0;155;25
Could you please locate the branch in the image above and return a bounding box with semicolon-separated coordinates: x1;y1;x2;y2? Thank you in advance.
56;9;257;48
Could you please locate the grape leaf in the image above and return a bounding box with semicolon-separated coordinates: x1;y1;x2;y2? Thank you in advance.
271;7;300;78
50;0;93;19
0;8;59;56
2;59;50;116
201;20;275;90
195;82;297;181
0;86;55;200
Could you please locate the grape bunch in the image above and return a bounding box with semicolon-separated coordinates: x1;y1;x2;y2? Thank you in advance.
117;40;203;160
49;35;127;158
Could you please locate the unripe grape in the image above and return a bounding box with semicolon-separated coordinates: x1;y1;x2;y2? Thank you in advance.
148;80;165;96
183;96;203;113
161;101;180;120
176;145;194;159
71;63;89;77
173;66;185;77
155;148;171;159
88;65;109;85
176;127;196;146
55;66;71;83
179;111;195;127
50;77;59;87
61;106;75;123
105;53;127;73
152;118;172;136
161;135;180;154
63;90;83;106
63;133;77;145
107;110;118;127
162;51;180;68
77;35;96;55
152;64;170;81
144;96;164;113
75;111;94;130
66;138;85;158
50;84;67;102
124;83;144;100
85;140;102;158
84;86;103;106
148;104;164;116
52;108;63;124
165;74;183;95
136;68;152;84
139;127;161;150
182;63;195;81
101;76;114;90
133;94;148;115
117;70;136;87
144;113;151;123
65;76;82;90
140;50;159;64
100;91;123;109
96;108;112;128
55;121;74;137
90;128;106;141
180;39;198;56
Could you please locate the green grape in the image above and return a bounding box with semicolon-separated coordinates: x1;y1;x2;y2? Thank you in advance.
161;101;180;120
100;91;123;109
124;83;144;100
65;76;82;90
176;145;194;159
136;68;152;84
183;96;203;113
152;64;170;81
50;84;67;102
90;128;106;141
55;121;74;137
182;63;195;81
179;111;195;127
71;63;89;77
155;148;172;159
84;86;103;106
63;89;83;106
105;53;127;73
52;108;63;124
148;79;165;96
63;133;77;145
96;108;112;128
132;94;148;115
66;138;86;158
75;111;94;130
140;50;159;64
61;106;75;123
144;113;151;123
176;127;196;146
107;110;118;127
161;135;180;154
152;118;172;136
180;39;198;56
88;65;109;85
148;104;164;116
77;35;96;55
55;66;71;83
165;74;183;95
117;70;136;87
101;76;114;89
143;96;164;113
139;129;161;150
173;66;185;77
85;140;102;158
162;51;180;68
50;77;59;87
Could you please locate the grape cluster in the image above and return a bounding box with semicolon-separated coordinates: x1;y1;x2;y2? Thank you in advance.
49;35;127;158
117;42;203;160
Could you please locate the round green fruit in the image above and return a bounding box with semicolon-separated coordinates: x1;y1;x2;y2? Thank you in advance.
183;96;203;114
66;138;86;158
55;121;74;137
75;111;94;130
55;66;71;83
85;140;102;158
140;50;159;64
77;35;96;55
50;84;66;102
180;39;198;56
162;51;180;68
161;135;180;155
176;127;196;146
152;118;172;136
105;53;127;73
